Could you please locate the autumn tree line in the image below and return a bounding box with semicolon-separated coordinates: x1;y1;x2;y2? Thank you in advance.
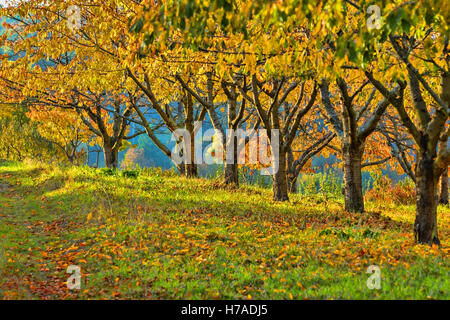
0;0;448;245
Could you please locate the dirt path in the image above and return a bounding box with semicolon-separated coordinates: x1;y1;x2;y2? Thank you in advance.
0;171;80;299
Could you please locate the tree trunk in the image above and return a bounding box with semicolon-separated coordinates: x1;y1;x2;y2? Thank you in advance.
272;149;289;201
103;143;119;169
343;145;364;213
224;135;239;186
439;167;449;205
176;163;186;176
224;162;239;186
183;126;197;178
185;163;197;178
287;147;298;193
67;154;75;164
438;138;449;205
288;175;298;193
414;153;440;245
181;101;198;179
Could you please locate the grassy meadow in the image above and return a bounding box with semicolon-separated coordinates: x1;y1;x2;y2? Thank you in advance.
0;160;448;299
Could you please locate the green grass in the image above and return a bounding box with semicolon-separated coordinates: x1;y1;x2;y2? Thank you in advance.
0;160;448;299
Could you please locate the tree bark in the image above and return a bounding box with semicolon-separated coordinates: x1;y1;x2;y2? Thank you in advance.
181;127;197;178
183;137;197;177
224;162;239;185
176;163;186;176
182;92;198;179
413;63;449;245
224;135;239;186
439;166;449;205
364;45;448;245
67;154;75;165
103;143;119;169
273;149;289;201
287;147;298;193
414;153;440;245
343;144;364;213
438;139;449;205
185;163;197;178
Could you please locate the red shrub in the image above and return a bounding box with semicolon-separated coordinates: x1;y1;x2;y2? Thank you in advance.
366;176;415;205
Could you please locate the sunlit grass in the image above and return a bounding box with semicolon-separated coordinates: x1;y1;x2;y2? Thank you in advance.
0;161;448;299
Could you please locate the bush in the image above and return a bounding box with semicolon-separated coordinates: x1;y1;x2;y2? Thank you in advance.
100;167;118;176
366;175;415;205
121;148;143;170
121;169;140;179
297;170;343;198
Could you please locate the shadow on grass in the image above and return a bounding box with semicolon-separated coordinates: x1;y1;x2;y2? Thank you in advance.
0;162;413;236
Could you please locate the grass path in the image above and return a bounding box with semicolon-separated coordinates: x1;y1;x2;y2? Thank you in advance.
0;161;448;299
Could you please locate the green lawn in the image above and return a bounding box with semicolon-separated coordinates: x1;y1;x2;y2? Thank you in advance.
0;160;448;299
